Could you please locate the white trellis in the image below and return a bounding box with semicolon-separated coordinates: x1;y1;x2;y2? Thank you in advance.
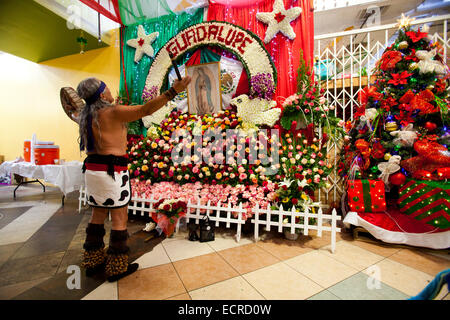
251;204;341;253
78;187;341;252
78;186;88;212
182;200;247;242
120;194;248;241
314;15;450;206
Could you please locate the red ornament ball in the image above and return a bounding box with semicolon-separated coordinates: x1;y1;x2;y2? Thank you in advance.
389;172;406;186
424;121;437;132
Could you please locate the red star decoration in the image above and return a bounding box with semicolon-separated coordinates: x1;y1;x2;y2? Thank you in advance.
138;38;145;47
406;29;428;43
274;12;285;23
388;70;412;86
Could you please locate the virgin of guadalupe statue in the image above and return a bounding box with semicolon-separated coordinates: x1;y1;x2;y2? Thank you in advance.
195;68;214;115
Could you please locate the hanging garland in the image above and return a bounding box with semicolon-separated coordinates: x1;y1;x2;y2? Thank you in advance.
143;21;277;100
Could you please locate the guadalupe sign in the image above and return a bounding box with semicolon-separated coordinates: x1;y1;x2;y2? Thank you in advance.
143;21;277;100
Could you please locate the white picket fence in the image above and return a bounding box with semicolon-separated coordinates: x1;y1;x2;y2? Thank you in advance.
78;186;341;252
252;204;341;253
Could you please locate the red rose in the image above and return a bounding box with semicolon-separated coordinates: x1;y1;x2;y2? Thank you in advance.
380;51;402;71
163;204;170;211
172;202;178;210
399;90;415;104
292;198;298;205
371;142;385;159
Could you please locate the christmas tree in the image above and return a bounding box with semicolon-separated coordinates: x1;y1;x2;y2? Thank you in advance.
342;18;449;185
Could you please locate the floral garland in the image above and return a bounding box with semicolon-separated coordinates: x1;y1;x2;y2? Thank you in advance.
143;21;277;100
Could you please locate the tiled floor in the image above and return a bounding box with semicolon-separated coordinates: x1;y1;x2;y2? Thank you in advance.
0;183;449;300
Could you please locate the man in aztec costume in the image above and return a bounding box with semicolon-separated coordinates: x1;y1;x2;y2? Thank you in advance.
75;76;191;281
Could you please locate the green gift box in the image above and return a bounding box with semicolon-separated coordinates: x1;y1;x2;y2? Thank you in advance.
398;179;450;230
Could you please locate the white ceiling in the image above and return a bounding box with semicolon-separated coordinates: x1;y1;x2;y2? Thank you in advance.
35;0;450;45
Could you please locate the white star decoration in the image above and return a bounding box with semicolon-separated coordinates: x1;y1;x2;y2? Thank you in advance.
256;0;302;44
127;25;159;63
396;13;415;30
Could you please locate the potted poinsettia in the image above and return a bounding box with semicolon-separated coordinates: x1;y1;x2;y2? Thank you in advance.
152;199;187;237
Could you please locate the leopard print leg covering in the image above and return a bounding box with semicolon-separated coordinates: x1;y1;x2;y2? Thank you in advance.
105;230;130;277
81;223;106;269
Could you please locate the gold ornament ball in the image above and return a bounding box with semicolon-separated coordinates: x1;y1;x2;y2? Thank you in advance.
398;41;409;49
409;62;419;71
385;121;398;132
384;153;392;161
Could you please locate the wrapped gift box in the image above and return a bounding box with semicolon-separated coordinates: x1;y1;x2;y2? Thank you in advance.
347;179;386;213
398;179;450;230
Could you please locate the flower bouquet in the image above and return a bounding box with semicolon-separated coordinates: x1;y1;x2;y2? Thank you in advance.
152;199;187;237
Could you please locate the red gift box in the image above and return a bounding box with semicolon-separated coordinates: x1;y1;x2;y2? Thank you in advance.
347;179;386;213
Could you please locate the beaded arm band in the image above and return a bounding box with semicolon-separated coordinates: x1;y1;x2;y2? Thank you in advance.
163;87;178;100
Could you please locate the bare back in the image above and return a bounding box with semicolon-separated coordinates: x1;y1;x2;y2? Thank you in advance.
89;105;128;156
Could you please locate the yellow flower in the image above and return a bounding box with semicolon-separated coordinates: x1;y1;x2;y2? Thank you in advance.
151;142;157;149
158;162;164;169
127;163;132;169
141;165;148;172
301;194;309;201
282;197;289;203
216;173;222;180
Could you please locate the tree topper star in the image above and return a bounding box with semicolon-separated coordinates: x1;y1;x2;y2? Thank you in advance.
256;0;302;44
397;13;415;30
127;25;159;63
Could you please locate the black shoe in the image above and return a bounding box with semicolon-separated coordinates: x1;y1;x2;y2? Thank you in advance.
85;262;105;277
107;263;139;282
188;224;199;241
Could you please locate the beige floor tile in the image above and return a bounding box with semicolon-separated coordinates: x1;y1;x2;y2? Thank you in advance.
162;239;214;262
207;235;253;252
389;249;450;277
243;262;323;300
166;293;192;300
217;244;280;274
189;276;265;300
435;286;450;300
0;277;49;300
363;259;433;296
162;230;190;244
297;230;353;250
319;241;384;271
173;252;238;291
118;263;186;300
344;239;401;257
255;237;313;260
285;250;359;288
82;281;118;300
132;243;171;270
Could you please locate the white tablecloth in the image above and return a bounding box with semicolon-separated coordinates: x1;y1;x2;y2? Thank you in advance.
0;160;84;195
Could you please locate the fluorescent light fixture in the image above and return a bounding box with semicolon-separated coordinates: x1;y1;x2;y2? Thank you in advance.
314;0;381;12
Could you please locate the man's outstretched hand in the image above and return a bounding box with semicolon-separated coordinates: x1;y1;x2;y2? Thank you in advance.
172;76;191;93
